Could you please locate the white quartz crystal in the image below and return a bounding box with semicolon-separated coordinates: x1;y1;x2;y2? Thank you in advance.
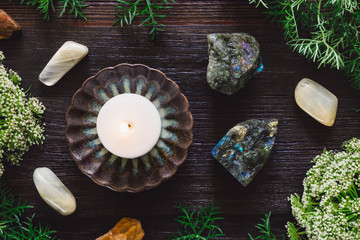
33;167;76;216
295;78;338;127
39;41;88;86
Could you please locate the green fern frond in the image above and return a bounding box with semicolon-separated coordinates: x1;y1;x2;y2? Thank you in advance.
59;0;88;20
249;0;268;8
113;0;174;39
0;182;57;239
250;0;360;93
248;212;281;240
171;201;224;240
19;0;55;20
15;0;88;20
286;222;306;240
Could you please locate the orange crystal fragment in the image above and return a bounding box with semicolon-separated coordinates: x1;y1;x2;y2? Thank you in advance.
96;217;145;240
0;9;21;39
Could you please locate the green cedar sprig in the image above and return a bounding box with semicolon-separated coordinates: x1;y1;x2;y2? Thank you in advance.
171;201;225;240
59;0;88;20
19;0;55;20
250;0;360;92
248;212;286;240
15;0;88;21
113;0;174;39
14;0;174;38
0;182;57;239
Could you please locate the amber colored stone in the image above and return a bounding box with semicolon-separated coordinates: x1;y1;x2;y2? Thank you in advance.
0;9;21;39
96;218;145;240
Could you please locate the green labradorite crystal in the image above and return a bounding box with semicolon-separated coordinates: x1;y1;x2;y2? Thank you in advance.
211;119;278;187
207;33;263;95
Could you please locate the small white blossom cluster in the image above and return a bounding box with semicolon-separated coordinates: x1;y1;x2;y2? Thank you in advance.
0;51;45;178
287;138;360;240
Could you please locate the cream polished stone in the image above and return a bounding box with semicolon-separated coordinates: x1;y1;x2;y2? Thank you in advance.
39;41;88;86
33;167;76;216
295;78;338;127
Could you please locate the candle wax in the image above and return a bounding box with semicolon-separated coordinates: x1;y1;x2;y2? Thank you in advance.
96;93;161;159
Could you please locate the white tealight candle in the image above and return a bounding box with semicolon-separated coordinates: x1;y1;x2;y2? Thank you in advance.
96;93;162;159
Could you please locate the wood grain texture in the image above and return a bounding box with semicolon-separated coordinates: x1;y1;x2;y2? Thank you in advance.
1;1;360;239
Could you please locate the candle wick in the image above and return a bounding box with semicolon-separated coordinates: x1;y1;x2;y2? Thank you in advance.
120;122;133;132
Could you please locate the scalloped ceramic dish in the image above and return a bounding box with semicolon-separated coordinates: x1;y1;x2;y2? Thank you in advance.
65;64;193;192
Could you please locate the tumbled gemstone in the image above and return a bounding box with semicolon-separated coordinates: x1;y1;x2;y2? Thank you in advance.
96;217;145;240
0;9;21;39
295;78;338;127
211;119;278;187
207;33;263;95
39;41;88;86
33;167;76;216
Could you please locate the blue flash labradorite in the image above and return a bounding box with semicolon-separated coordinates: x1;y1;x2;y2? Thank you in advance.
207;33;263;95
211;119;278;187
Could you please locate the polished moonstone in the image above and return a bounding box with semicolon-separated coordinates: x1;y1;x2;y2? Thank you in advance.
39;41;88;86
33;167;76;216
295;78;338;127
211;119;278;187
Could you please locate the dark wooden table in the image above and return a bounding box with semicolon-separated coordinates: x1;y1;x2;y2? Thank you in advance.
1;1;360;239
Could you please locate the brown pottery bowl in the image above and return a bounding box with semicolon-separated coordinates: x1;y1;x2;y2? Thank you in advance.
65;64;193;192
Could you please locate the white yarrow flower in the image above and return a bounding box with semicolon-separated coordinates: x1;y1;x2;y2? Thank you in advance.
287;138;360;239
0;51;45;178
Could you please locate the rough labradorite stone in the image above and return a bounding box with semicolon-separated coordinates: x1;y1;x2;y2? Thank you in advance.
211;119;278;187
207;33;263;95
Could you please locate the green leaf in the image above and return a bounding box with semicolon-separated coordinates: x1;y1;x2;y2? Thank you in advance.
248;212;286;240
171;201;225;240
14;0;88;20
113;0;174;39
0;182;57;239
250;0;360;106
59;0;88;21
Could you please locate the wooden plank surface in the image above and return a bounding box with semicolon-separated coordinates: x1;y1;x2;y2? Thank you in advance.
1;1;360;239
